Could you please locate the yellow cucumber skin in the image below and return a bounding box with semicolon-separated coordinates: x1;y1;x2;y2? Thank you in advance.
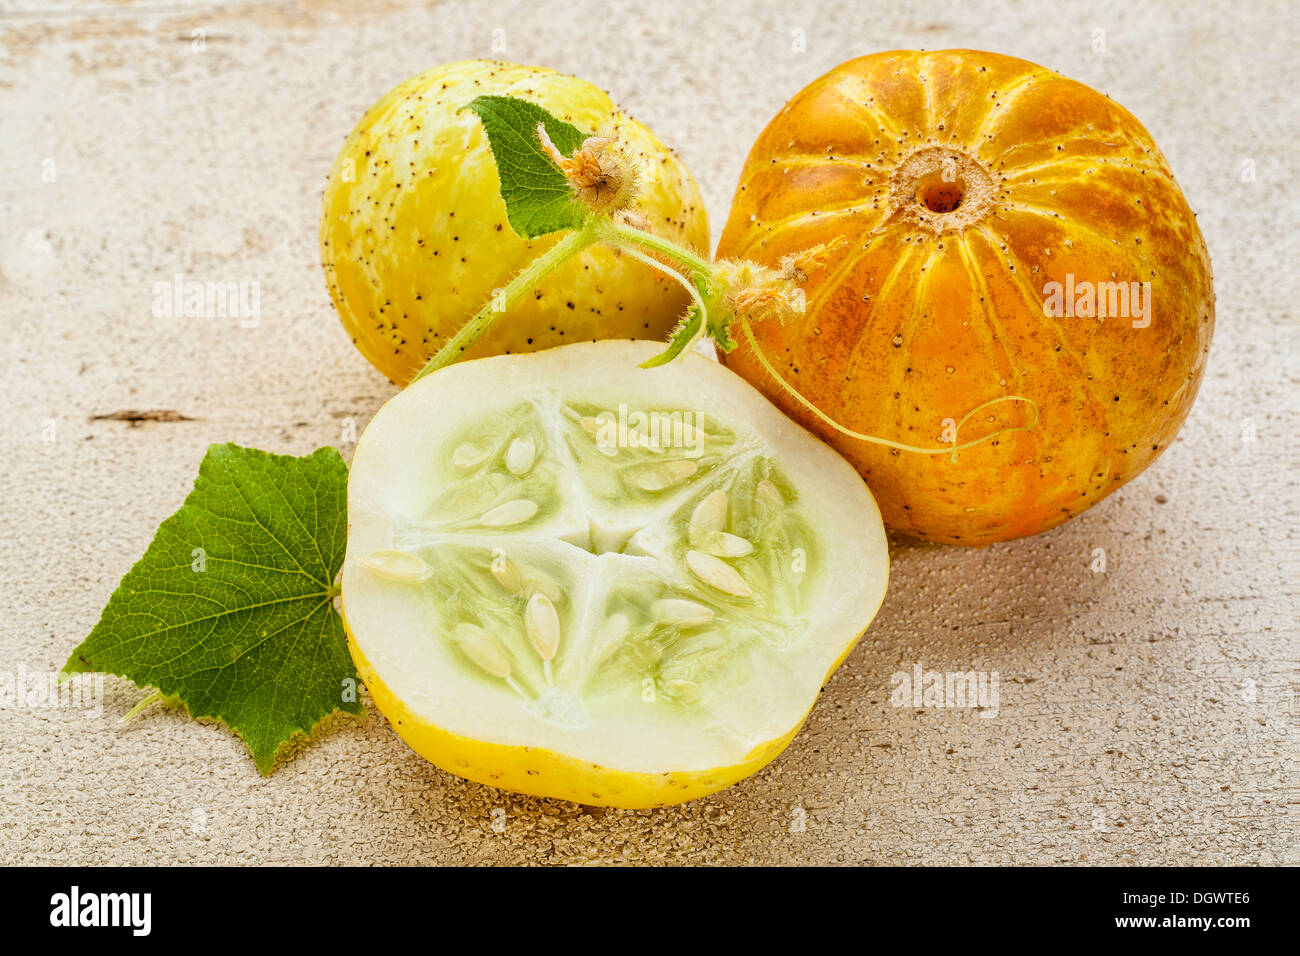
345;619;802;809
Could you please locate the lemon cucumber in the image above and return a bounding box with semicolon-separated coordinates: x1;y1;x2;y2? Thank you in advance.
342;341;888;807
321;60;709;385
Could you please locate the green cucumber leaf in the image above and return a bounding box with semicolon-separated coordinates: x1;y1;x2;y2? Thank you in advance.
464;95;590;239
62;443;360;774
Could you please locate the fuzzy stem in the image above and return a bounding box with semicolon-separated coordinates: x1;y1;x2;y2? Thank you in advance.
600;219;713;275
411;220;602;383
620;245;709;342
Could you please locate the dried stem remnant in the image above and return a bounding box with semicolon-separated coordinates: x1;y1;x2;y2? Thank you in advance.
538;124;639;214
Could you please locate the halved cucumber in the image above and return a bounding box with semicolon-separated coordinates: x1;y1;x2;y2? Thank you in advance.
342;341;888;807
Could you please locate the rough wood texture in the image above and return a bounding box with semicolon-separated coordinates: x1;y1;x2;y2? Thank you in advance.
2;0;1295;865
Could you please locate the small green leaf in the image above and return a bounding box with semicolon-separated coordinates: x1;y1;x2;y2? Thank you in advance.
642;271;732;367
63;443;359;774
640;305;704;369
709;320;738;354
464;95;591;239
702;275;738;354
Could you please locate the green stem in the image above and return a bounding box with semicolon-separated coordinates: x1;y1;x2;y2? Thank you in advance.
120;688;165;725
616;244;711;367
618;244;708;320
411;219;603;383
599;219;713;275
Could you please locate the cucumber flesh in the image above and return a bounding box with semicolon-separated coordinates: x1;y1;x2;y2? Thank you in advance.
343;341;889;774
